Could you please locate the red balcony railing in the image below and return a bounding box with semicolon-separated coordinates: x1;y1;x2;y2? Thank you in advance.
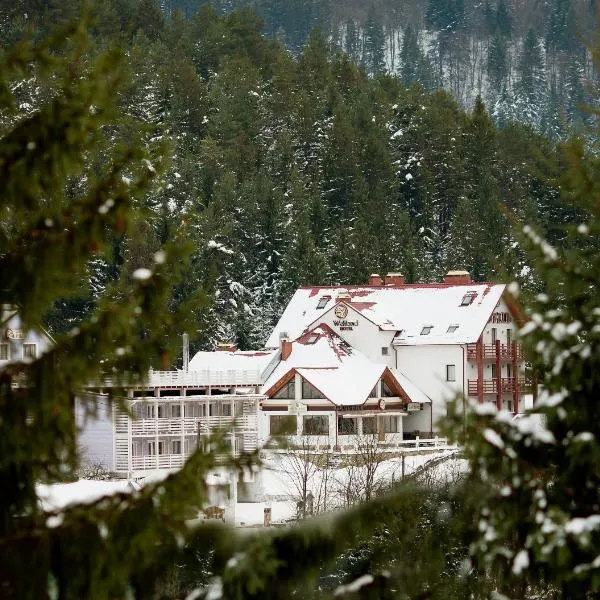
467;377;533;397
466;343;524;362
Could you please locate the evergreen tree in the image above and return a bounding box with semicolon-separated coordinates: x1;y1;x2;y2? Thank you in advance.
487;30;508;97
363;5;386;75
444;132;600;597
344;18;360;63
0;22;242;599
400;25;436;90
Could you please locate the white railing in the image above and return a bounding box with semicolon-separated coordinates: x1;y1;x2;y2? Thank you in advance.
130;454;186;471
276;435;453;453
148;369;262;388
100;369;263;389
130;415;259;438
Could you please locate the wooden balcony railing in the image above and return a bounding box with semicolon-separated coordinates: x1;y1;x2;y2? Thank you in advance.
467;377;533;397
130;415;259;438
466;343;524;362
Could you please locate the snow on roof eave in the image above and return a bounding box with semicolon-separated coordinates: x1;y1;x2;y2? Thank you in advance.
391;367;432;404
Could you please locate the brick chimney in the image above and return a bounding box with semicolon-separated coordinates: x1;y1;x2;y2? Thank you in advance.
443;270;472;285
281;338;293;360
368;273;384;286
216;342;237;352
385;272;405;286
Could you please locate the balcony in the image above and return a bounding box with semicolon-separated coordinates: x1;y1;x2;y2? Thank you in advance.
467;377;534;397
102;368;263;389
466;343;524;362
130;415;259;438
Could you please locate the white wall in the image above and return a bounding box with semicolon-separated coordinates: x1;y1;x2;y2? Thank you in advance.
0;308;53;365
395;345;465;431
316;306;396;367
76;398;115;471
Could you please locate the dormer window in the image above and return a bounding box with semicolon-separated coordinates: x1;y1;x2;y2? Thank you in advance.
420;326;433;335
447;324;459;333
317;295;331;309
460;291;477;306
305;333;319;344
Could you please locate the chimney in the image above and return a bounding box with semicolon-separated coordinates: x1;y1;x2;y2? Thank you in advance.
281;338;293;360
443;270;472;285
385;272;405;286
216;342;237;352
368;273;384;286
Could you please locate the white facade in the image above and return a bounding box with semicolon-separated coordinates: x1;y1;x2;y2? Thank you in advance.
267;275;529;436
0;305;53;366
80;369;264;479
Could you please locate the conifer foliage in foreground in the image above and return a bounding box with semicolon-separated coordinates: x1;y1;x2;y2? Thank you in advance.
0;23;248;599
443;134;600;597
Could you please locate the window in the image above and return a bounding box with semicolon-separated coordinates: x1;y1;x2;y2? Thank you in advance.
491;363;497;378
172;440;182;454
158;441;166;455
507;400;513;413
368;383;378;398
147;441;156;455
446;364;456;382
420;326;433;335
382;416;398;433
185;403;205;417
507;328;512;345
381;346;389;356
274;380;295;400
171;404;181;418
270;415;297;436
302;379;323;399
338;416;357;435
303;415;328;435
157;405;165;418
0;343;8;360
23;343;36;359
208;402;231;416
316;295;331;309
363;417;377;434
446;325;459;334
382;380;395;397
145;404;155;419
507;364;512;378
491;328;497;344
460;291;477;306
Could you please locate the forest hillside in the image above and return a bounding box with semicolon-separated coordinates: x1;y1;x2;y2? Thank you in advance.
0;0;580;353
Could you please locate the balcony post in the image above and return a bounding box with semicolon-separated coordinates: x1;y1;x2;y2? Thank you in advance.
495;340;502;410
476;337;484;403
512;341;519;413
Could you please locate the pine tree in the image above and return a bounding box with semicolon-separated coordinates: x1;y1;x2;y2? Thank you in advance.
0;21;244;599
443;130;600;597
363;5;386;75
487;31;508;97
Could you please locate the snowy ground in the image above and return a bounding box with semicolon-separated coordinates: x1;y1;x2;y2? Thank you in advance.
36;449;466;527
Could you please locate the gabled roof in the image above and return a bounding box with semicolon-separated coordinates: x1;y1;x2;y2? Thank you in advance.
262;324;430;406
265;283;507;347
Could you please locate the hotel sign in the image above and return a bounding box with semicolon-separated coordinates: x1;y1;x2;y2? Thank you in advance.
333;304;358;331
5;329;24;340
406;402;421;412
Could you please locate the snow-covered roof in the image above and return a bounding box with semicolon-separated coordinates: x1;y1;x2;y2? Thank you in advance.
188;349;278;375
266;283;506;347
262;325;429;406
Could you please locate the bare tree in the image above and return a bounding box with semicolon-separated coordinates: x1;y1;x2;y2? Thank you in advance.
282;438;332;518
333;434;390;506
